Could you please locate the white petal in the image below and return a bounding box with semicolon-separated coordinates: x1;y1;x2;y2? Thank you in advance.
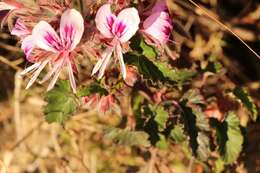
20;62;41;75
95;4;115;38
25;58;50;89
116;44;126;79
60;9;84;50
91;46;114;76
117;7;140;43
67;61;77;93
47;66;62;91
21;35;35;60
32;21;61;52
97;50;112;79
39;57;64;84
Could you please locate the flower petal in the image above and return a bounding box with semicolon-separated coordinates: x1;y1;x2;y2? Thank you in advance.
143;11;172;44
0;2;17;11
21;35;35;60
20;62;41;75
95;4;115;38
116;7;140;43
116;44;126;79
32;21;62;52
39;57;64;84
150;0;167;13
25;58;50;89
11;19;29;37
47;65;62;91
60;9;84;50
92;46;114;76
97;49;113;79
67;61;77;93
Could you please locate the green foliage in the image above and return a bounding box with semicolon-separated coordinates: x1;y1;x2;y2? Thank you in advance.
125;53;165;81
214;159;225;173
212;112;243;164
182;89;205;105
233;87;258;121
44;80;79;124
77;83;108;97
139;39;157;59
127;36;195;85
180;100;211;161
222;112;243;164
203;61;223;73
170;125;187;144
155;134;168;149
104;127;150;147
154;105;169;131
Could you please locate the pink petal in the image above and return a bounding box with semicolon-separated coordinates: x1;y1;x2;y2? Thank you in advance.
21;35;35;60
143;11;172;44
116;7;140;43
60;9;84;51
32;21;62;52
150;0;167;13
115;44;126;79
95;4;115;38
0;2;17;11
11;19;30;37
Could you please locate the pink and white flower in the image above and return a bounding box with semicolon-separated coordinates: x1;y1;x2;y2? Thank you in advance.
92;4;140;79
20;9;84;93
11;19;30;38
143;0;172;44
144;0;168;16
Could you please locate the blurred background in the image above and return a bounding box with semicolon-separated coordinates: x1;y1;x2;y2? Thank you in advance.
0;0;260;172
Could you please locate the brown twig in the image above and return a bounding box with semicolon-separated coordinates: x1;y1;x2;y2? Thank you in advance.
186;0;260;60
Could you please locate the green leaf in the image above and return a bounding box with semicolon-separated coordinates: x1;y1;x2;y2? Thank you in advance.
222;112;243;164
154;106;169;131
182;89;205;105
140;39;157;59
212;112;243;164
155;134;168;149
180;102;210;161
170;125;187;144
196;132;210;161
104;127;151;147
77;83;108;97
214;158;225;173
233;87;258;121
154;61;196;85
124;53;164;81
204;61;223;73
44;80;79;124
125;53;195;85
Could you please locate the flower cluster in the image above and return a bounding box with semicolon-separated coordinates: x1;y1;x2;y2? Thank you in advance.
1;0;173;93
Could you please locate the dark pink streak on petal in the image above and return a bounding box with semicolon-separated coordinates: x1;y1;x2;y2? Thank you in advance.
106;15;115;29
63;24;75;49
44;31;62;51
163;25;172;37
113;21;127;37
